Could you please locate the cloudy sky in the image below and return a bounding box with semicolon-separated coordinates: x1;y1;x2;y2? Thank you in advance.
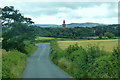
0;0;119;24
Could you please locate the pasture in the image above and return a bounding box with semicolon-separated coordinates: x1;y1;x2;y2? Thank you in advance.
57;39;118;52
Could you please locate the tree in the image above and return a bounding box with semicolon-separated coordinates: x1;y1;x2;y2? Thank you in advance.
99;34;103;39
1;6;34;27
104;32;115;39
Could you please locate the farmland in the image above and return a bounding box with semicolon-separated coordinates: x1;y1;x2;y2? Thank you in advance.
57;39;118;52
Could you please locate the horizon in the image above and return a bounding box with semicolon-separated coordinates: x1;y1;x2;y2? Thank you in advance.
34;22;117;25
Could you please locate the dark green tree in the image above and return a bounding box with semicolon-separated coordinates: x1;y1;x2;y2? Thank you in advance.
99;34;103;39
1;6;34;27
104;32;115;39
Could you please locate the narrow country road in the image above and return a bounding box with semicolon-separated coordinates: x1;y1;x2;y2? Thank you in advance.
22;43;73;79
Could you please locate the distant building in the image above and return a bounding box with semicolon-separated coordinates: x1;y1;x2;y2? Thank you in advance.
62;20;66;29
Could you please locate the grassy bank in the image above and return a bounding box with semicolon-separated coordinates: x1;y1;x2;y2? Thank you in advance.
0;49;1;79
50;40;120;78
2;41;38;78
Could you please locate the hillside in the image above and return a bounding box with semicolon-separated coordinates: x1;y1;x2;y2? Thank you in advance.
34;22;107;28
66;22;105;28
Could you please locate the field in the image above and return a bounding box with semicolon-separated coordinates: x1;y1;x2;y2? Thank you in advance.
57;39;118;52
35;37;55;41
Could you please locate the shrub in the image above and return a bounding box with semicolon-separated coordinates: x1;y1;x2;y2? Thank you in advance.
50;41;120;78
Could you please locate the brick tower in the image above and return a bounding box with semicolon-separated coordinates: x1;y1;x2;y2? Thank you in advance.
62;20;66;29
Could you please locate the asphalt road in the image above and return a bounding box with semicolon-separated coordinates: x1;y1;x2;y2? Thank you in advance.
22;43;73;78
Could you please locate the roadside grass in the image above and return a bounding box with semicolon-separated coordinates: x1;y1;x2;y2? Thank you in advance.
0;49;1;79
24;41;38;57
2;49;27;78
2;41;38;78
57;39;118;52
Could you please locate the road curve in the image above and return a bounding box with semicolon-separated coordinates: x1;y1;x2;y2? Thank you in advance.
22;43;73;78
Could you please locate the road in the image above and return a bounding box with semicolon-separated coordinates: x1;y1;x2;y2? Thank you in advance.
22;43;73;79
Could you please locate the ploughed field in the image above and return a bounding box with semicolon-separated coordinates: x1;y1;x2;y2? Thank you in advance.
57;39;118;52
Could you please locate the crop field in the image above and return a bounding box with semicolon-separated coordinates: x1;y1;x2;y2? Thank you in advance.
57;39;118;52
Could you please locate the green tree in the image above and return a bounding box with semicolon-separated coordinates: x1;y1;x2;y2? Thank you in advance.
99;34;103;39
2;22;36;53
104;32;115;39
1;6;34;27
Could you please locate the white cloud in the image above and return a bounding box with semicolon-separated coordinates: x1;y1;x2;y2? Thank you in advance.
27;14;117;25
73;4;109;18
23;2;118;24
0;1;118;24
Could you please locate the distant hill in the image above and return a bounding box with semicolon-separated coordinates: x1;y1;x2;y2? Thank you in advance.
66;22;106;28
34;24;61;28
33;22;118;28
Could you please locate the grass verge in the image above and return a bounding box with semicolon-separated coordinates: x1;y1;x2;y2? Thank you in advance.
2;41;38;78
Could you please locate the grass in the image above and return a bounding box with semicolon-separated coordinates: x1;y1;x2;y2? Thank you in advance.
2;49;27;78
0;49;1;79
24;41;38;57
35;37;56;43
35;37;55;41
2;41;38;78
57;39;118;52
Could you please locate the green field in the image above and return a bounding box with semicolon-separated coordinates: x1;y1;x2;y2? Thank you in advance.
57;39;118;52
35;37;55;41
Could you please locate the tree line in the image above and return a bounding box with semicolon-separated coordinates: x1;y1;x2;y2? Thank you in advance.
31;26;118;39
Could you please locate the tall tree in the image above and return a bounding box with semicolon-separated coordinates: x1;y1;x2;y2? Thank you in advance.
1;6;34;27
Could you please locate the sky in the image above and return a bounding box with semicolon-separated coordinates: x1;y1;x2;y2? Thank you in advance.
0;0;119;25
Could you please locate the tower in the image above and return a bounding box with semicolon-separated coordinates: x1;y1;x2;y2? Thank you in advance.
62;20;66;29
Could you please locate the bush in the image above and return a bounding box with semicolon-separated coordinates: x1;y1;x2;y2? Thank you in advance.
66;43;79;54
50;41;120;78
88;55;119;78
